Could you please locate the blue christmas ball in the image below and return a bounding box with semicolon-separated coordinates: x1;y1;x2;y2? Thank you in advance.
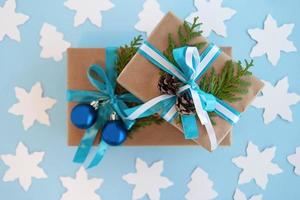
71;104;97;129
102;120;127;146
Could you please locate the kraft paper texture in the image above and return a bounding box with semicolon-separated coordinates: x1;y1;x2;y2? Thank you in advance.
67;47;232;146
117;12;264;150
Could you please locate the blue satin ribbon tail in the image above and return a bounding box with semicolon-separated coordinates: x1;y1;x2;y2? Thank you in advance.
181;115;199;139
68;47;139;168
87;140;109;169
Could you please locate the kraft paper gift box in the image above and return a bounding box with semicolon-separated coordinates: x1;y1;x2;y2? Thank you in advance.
117;12;264;151
67;47;233;146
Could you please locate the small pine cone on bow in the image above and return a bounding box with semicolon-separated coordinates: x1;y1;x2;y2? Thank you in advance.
176;92;196;115
158;73;182;95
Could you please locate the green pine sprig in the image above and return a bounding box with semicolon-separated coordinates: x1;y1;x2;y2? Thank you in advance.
116;35;143;74
163;17;254;104
129;114;164;136
115;35;143;94
178;16;204;47
114;35;164;133
199;59;254;102
162;17;255;125
163;17;206;66
114;17;255;132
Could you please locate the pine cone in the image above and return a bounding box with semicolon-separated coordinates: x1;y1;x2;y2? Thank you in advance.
176;92;195;115
158;73;182;95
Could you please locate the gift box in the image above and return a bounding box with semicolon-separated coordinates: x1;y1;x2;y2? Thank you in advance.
67;47;233;146
117;12;264;151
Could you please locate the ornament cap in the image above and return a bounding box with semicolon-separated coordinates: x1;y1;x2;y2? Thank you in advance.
90;98;109;110
110;112;118;121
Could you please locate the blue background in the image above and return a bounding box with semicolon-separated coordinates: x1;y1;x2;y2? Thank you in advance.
0;0;300;199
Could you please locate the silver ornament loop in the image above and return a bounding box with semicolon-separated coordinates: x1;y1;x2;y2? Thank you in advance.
110;111;118;121
90;98;110;110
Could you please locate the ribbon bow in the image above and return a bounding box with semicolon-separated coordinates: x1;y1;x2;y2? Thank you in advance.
124;42;241;150
67;47;139;168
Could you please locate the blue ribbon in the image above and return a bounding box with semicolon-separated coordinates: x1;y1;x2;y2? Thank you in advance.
67;47;139;168
124;42;241;150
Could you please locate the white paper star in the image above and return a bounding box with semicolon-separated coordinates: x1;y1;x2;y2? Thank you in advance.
135;0;164;36
185;167;218;200
232;141;282;190
39;23;71;61
122;158;173;200
60;167;103;200
287;147;300;176
8;82;57;130
64;0;114;27
233;188;262;200
0;0;29;42
0;142;47;191
186;0;236;37
252;77;300;124
248;14;297;66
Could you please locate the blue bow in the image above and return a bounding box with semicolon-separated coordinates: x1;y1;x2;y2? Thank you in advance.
124;42;241;150
67;47;139;168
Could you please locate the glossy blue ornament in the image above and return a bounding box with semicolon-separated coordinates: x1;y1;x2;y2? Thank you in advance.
71;103;97;129
102;120;127;146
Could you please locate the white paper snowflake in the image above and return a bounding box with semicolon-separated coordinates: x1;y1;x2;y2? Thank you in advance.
248;14;297;66
135;0;164;36
8;82;57;130
185;167;218;200
60;167;103;200
252;77;300;124
39;23;71;61
64;0;114;27
0;142;47;191
122;158;173;200
186;0;236;37
0;0;29;42
232;141;282;190
233;188;262;200
287;147;300;176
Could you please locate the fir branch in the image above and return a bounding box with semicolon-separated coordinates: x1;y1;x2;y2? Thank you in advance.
163;17;206;66
178;16;202;45
162;17;254;104
164;33;177;65
200;59;254;103
114;36;165;133
128;115;164;136
115;35;143;94
161;17;255;126
114;17;255;132
116;35;143;74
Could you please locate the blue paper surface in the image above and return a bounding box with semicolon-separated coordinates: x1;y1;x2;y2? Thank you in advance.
0;0;299;199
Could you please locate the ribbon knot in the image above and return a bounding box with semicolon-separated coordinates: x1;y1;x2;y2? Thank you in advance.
200;92;217;112
125;41;241;151
188;80;199;90
67;47;140;168
109;95;117;103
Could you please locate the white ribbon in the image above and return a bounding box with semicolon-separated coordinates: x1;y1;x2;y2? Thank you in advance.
126;94;174;120
126;42;239;150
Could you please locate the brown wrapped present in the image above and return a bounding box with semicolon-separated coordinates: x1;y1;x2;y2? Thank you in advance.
67;47;233;146
117;12;264;151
